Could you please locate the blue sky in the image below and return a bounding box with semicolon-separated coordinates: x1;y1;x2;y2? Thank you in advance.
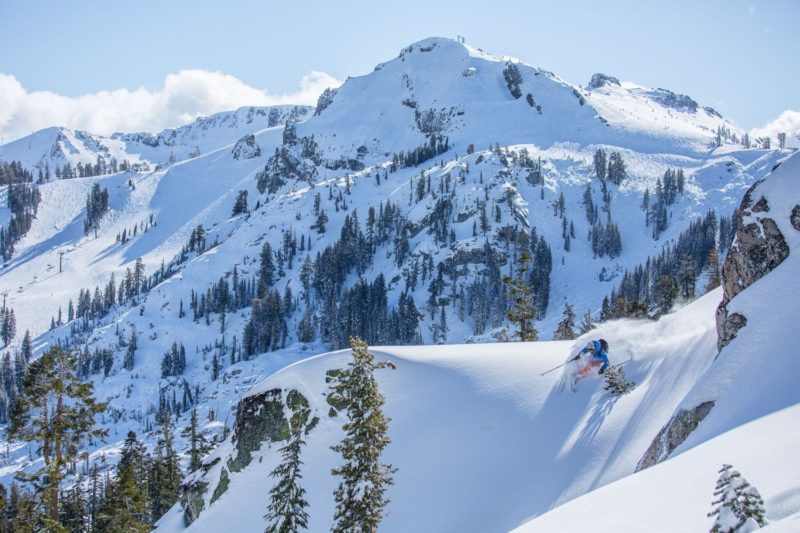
0;0;797;140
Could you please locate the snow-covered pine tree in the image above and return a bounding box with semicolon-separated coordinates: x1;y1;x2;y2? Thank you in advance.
502;250;538;341
9;347;107;523
264;407;311;533
231;189;249;216
578;310;595;335
603;364;634;396
123;326;137;371
553;303;577;340
329;337;396;533
708;464;767;532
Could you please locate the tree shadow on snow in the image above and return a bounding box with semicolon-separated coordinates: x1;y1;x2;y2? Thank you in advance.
576;393;619;447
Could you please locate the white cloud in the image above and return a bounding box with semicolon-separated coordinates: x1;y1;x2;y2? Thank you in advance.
750;110;800;148
0;70;341;143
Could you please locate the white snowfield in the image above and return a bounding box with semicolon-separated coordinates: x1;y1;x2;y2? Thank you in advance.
515;404;800;532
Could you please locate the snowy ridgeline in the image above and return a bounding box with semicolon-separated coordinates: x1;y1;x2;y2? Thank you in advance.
0;36;797;532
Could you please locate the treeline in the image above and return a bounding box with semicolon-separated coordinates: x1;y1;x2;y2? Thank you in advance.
53;256;180;337
1;412;186;532
0;307;17;346
84;183;109;235
1;181;41;260
116;214;156;244
390;134;450;170
0;160;34;185
0;329;31;423
645;167;685;239
603;209;721;319
54;155;140;180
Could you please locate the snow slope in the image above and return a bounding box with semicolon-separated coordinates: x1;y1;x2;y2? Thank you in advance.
514;404;800;532
0;105;311;173
154;289;736;532
156;154;800;532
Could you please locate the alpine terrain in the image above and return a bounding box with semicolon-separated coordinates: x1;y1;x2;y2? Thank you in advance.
0;37;797;532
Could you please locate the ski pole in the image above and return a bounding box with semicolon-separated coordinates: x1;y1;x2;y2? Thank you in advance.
540;356;580;376
610;358;632;368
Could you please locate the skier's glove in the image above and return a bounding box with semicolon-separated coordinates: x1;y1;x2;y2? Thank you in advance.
599;368;605;375
572;355;580;361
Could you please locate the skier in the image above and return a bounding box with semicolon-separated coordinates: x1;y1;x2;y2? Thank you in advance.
562;339;610;392
575;339;610;374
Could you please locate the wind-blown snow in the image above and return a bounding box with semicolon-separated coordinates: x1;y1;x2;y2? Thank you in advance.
155;290;746;532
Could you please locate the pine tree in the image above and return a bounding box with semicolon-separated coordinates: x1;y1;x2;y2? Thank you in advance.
232;190;249;216
0;308;16;346
185;408;210;472
603;365;635;396
502;250;538;341
9;347;107;523
60;483;88;533
148;418;181;523
95;431;151;532
553;303;577;340
329;337;396;533
704;248;721;293
708;464;767;532
578;310;595;335
264;407;311;533
20;329;32;362
211;352;220;381
123;326;137;371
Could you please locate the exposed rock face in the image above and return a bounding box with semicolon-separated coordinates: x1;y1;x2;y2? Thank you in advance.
210;467;230;504
181;479;208;526
179;388;313;525
716;181;791;351
228;388;290;472
588;73;620;90
648;88;699;113
315;87;338;116
232;134;261;160
636;401;715;471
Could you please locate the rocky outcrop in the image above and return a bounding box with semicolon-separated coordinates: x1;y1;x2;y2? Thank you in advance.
181;478;209;526
716;180;791;351
636;401;715;471
587;73;620;90
648;88;699;113
232;134;261;160
179;387;316;525
228;388;290;472
315;87;338;116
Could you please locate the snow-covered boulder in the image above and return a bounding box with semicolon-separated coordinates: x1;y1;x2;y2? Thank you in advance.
231;133;261;160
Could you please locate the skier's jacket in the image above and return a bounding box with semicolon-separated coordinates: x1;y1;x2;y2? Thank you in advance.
580;340;609;372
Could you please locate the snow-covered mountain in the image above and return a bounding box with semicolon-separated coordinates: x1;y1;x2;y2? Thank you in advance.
0;36;797;531
156;153;800;532
0;105;312;174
